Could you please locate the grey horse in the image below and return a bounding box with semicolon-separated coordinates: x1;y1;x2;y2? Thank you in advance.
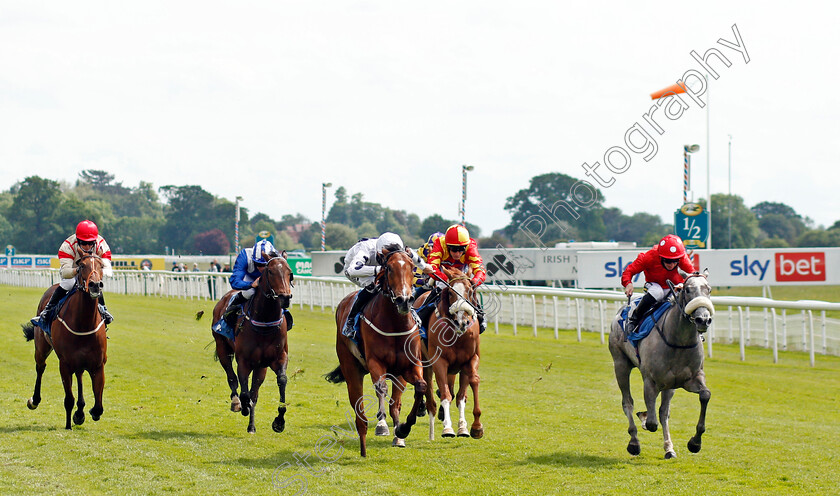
608;270;714;459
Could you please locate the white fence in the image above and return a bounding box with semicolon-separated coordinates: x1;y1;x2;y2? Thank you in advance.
3;269;839;365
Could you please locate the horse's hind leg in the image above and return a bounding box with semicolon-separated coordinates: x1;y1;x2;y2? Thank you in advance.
393;367;427;441
641;377;661;433
685;374;711;453
59;361;74;430
237;362;253;418
659;388;676;459
423;365;436;441
216;339;240;412
89;366;105;422
272;361;288;433
612;357;640;455
465;357;483;439
73;372;86;425
28;331;52;410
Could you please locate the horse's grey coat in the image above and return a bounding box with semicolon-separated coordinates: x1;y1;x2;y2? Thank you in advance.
608;270;714;459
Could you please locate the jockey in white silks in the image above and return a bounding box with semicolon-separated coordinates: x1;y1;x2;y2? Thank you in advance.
341;232;435;337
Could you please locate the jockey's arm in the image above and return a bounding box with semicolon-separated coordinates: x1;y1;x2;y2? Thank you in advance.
229;251;253;290
344;252;377;280
101;257;114;278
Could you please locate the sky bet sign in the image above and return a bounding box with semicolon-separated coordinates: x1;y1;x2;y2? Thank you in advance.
577;248;837;288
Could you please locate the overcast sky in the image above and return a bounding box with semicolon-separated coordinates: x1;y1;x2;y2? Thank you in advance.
2;2;838;240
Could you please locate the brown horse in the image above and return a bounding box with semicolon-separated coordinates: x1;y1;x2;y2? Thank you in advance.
325;249;427;457
414;267;483;440
22;255;108;430
212;253;294;434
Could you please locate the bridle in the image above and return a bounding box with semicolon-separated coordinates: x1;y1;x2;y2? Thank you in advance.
375;250;411;305
243;257;293;330
76;255;104;299
258;257;293;301
675;272;713;322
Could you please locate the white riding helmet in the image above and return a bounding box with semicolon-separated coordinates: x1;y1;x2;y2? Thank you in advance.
252;239;277;266
375;232;404;255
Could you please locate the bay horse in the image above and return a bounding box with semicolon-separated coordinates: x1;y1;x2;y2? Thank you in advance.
211;253;294;434
414;266;483;440
22;255;108;430
608;269;714;459
325;249;427;457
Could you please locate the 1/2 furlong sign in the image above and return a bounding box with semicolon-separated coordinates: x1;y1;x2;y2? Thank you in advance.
577;248;840;288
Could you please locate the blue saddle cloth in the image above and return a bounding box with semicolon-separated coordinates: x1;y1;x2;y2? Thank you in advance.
212;309;294;342
31;287;79;337
619;300;673;347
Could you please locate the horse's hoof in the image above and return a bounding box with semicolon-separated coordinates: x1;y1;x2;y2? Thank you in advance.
375;419;390;436
665;451;677;459
627;443;641;456
247;426;256;434
645;422;658;433
73;411;85;426
240;406;250;417
417;400;427;418
442;427;455;438
230;397;241;413
438;405;445;421
687;438;702;453
90;409;102;422
392;437;405;448
457;420;469;437
272;416;286;433
27;398;38;410
470;427;484;439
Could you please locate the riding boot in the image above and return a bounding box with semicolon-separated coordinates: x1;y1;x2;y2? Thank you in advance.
476;310;487;334
223;292;247;328
342;288;376;337
33;286;69;324
98;294;114;325
415;287;441;330
627;292;657;334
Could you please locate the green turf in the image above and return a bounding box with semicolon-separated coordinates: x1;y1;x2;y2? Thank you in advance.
1;285;839;495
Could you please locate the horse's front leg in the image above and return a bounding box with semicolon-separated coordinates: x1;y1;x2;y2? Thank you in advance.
612;353;640;455
59;361;74;430
387;378;406;446
684;373;711;453
393;366;427;441
640;376;660;433
659;388;676;459
89;366;105;421
372;372;390;437
434;361;455;437
422;364;436;441
272;359;288;433
455;372;470;437
216;338;240;412
73;372;86;426
246;367;267;434
237;361;253;419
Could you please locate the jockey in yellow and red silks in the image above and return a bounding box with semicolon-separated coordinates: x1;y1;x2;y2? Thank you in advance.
427;225;487;288
420;224;488;333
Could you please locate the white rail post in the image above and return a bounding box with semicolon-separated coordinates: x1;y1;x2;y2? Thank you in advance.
531;295;538;337
821;310;827;355
728;306;733;344
771;308;778;364
575;299;582;342
782;309;787;351
553;296;559;339
598;300;605;345
801;310;807;352
808;310;815;367
738;306;745;361
512;294;518;336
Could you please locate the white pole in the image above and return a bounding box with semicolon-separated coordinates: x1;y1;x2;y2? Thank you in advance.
706;73;712;249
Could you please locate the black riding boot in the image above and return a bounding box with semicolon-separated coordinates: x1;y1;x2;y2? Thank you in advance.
223;292;247;328
415;287;441;329
627;292;657;334
343;288;376;337
98;294;114;325
476;309;487;334
35;286;69;323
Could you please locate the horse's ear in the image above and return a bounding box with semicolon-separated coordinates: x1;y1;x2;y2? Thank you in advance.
281;250;287;259
667;279;676;293
702;268;709;278
376;253;384;265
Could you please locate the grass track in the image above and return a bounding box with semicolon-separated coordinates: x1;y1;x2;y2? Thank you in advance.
1;285;839;495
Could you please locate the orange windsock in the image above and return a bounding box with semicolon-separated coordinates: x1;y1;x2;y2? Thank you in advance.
650;82;687;100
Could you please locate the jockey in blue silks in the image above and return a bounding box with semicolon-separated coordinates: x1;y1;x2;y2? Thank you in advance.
222;239;279;328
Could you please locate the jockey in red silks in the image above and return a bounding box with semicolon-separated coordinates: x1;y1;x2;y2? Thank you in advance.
421;224;488;333
621;234;697;333
32;220;115;325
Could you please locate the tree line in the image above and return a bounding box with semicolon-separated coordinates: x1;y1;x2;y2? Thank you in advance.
1;170;837;255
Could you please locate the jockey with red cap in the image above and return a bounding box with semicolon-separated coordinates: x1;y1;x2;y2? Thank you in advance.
32;220;115;325
421;224;488;333
621;234;697;333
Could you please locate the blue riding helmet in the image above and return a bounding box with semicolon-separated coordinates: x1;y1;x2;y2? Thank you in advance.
252;239;278;267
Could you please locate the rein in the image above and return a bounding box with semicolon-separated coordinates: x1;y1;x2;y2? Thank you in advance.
362;250;418;336
361;314;418;336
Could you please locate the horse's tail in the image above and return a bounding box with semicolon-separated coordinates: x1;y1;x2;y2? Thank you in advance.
324;365;345;384
21;322;35;342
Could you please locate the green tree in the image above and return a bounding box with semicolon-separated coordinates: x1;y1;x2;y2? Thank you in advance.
504;173;605;245
603;207;667;245
325;223;358;251
272;231;304;251
8;176;64;251
710;194;759;248
109;217;164;253
796;229;840;247
751;201;806;245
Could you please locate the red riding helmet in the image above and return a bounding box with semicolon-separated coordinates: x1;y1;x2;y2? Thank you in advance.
75;220;99;242
658;234;686;260
444;225;470;247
